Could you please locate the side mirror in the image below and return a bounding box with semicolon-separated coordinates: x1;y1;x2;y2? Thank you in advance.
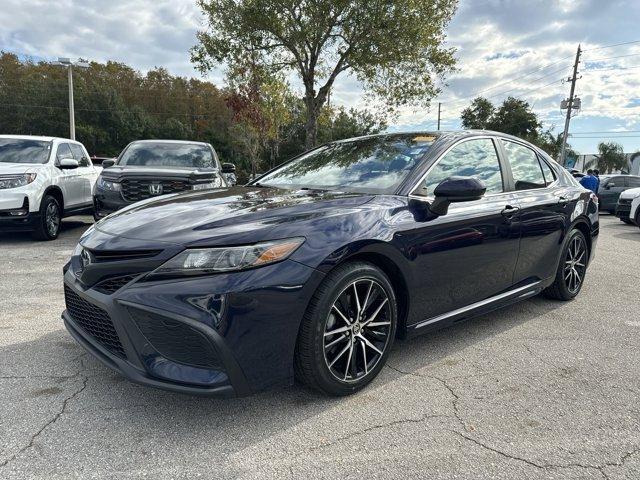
221;162;236;174
102;159;116;168
58;158;79;169
606;182;615;189
429;176;486;216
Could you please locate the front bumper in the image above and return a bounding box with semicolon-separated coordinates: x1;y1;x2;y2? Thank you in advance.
62;256;323;396
615;204;631;220
0;197;39;231
93;190;129;218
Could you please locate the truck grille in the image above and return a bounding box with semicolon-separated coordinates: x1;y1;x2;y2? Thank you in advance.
121;179;190;202
64;285;126;358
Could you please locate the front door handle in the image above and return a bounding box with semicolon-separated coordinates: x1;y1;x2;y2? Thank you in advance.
501;205;520;217
557;196;569;206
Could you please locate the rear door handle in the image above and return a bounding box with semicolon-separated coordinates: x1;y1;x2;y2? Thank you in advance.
501;205;520;217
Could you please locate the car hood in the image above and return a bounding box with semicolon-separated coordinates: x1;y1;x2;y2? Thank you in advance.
94;186;373;245
0;163;42;174
619;187;640;199
101;165;218;180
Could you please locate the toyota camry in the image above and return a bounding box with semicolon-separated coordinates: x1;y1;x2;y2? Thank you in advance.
62;131;599;396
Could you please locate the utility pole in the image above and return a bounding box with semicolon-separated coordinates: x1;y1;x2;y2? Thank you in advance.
53;58;89;140
559;45;581;166
437;102;441;130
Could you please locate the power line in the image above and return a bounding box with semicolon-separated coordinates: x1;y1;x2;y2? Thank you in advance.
583;39;640;51
584;52;640;62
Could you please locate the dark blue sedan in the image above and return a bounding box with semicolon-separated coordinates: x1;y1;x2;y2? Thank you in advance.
62;131;599;396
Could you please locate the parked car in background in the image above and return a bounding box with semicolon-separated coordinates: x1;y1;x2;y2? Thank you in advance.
93;140;231;218
63;131;598;397
0;135;98;240
598;174;640;213
615;187;640;225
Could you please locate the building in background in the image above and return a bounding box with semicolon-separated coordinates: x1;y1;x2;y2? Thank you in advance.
567;153;640;175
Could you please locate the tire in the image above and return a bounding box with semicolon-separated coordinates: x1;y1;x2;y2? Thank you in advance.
543;229;588;301
32;195;61;241
621;218;633;225
294;261;397;396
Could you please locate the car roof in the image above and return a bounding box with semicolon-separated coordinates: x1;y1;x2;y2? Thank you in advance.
0;134;82;143
128;139;211;146
331;129;539;145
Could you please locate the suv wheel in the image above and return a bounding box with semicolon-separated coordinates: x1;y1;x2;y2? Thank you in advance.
543;229;588;301
294;261;397;396
33;195;61;240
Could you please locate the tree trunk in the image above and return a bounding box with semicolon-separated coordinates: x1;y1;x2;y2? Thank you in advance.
304;95;319;150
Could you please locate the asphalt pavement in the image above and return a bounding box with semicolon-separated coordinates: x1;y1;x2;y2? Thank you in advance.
1;214;639;479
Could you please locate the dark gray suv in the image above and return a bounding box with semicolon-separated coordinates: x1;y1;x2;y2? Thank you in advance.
597;174;640;213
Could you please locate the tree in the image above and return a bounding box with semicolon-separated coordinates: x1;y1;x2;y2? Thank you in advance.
460;97;494;129
595;142;627;173
191;0;458;148
490;97;540;137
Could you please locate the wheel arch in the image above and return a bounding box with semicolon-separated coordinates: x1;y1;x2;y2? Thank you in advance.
42;185;65;215
571;217;593;259
315;241;412;338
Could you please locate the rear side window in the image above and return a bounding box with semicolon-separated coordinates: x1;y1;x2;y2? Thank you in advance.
502;140;546;190
538;158;556;186
417;138;503;196
69;144;90;166
626;177;640;188
56;143;73;161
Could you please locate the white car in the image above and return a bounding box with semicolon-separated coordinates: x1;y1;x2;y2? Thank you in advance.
0;135;98;240
617;187;640;227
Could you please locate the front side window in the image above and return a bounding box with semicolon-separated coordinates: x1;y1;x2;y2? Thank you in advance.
257;134;436;194
0;138;51;164
56;143;74;161
118;142;216;168
502;140;546;190
415;138;503;197
70;144;90;166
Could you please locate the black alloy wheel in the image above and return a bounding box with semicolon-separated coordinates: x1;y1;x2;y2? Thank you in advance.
543;228;588;300
295;261;397;396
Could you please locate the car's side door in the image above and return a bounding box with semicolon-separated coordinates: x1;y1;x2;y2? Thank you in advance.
69;143;97;206
599;176;627;212
54;142;83;208
401;137;521;323
498;139;568;285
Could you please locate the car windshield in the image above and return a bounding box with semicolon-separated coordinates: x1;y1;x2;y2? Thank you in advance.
118;142;216;168
256;134;437;193
0;139;52;164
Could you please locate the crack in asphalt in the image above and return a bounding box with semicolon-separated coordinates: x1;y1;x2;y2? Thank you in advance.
386;363;468;431
0;375;89;470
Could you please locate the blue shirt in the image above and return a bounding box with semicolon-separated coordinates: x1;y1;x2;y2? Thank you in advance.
579;175;599;193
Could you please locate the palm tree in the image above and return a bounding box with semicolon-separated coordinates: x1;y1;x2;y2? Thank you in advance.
594;142;627;174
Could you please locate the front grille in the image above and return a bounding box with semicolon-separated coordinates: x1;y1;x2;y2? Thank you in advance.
618;198;632;206
121;179;190;202
90;248;162;262
130;309;221;369
64;285;126;358
93;274;139;294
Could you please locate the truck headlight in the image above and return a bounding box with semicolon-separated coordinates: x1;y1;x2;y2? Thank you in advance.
0;173;37;189
149;237;305;277
97;177;121;192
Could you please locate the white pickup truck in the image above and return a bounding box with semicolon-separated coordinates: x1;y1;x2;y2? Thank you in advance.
0;135;98;240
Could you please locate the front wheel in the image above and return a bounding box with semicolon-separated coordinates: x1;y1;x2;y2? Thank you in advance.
32;195;61;240
543;229;588;301
294;261;397;396
621;218;633;225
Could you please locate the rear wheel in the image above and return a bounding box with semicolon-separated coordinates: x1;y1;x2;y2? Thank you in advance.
32;195;61;240
294;261;397;396
543;229;588;301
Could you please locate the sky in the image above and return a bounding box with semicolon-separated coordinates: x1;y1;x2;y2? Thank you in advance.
1;0;640;154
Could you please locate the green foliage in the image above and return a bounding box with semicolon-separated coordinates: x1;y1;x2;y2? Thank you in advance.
192;0;458;147
460;96;577;159
595;142;627;173
0;52;384;180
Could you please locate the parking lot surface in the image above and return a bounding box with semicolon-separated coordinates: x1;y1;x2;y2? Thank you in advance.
1;214;639;479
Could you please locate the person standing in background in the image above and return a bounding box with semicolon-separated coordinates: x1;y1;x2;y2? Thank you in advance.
593;169;601;192
579;169;599;193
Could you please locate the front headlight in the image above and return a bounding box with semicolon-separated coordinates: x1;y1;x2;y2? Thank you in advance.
192;182;216;191
0;173;37;189
97;176;121;192
149;237;305;277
